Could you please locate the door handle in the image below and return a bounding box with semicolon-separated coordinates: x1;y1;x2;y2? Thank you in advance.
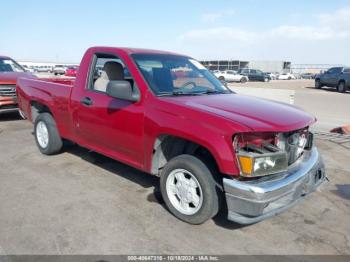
80;97;93;106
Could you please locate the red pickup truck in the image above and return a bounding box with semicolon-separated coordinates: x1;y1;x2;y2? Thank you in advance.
17;47;326;224
0;55;34;116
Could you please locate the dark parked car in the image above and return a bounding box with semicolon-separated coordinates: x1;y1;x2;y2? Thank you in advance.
238;69;270;82
315;67;350;93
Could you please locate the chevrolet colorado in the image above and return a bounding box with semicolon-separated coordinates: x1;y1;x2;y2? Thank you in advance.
17;47;326;224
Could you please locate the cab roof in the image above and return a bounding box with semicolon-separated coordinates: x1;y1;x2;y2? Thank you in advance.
89;46;190;57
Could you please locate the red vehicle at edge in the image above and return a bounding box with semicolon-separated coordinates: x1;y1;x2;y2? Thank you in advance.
0;55;35;116
16;47;326;225
65;66;79;77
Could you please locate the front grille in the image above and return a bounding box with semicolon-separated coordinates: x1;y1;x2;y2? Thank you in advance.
277;129;312;165
0;85;16;97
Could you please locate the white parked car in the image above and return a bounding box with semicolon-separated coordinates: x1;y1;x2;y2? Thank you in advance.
36;67;52;73
214;70;248;83
265;72;277;80
278;73;296;80
53;65;67;75
22;65;35;73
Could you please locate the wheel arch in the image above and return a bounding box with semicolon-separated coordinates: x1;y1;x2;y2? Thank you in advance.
150;134;225;182
30;100;53;123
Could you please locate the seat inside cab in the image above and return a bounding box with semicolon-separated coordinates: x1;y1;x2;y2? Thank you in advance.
92;57;134;93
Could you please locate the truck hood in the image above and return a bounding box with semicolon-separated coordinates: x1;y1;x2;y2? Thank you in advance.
0;72;35;84
165;94;315;132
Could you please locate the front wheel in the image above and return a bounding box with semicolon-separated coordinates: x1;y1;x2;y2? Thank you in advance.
337;81;346;93
34;113;63;155
315;79;322;89
160;155;220;224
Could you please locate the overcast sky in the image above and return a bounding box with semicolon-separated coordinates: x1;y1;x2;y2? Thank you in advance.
1;0;350;64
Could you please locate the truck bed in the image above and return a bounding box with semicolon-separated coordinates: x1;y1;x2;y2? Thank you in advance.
17;77;74;138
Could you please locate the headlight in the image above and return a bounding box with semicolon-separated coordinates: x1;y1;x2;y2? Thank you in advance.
237;151;288;177
233;133;289;177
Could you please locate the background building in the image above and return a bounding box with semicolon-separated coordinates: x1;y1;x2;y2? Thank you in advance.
200;59;291;73
248;60;291;73
291;64;345;74
200;60;249;71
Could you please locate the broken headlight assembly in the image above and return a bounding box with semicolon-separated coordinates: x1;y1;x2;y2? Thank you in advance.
233;130;312;177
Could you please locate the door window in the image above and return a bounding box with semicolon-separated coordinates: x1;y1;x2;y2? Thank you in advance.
89;54;134;93
327;67;342;74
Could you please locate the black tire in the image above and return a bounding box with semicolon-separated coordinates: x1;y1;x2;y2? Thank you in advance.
240;77;247;83
288;77;291;80
218;76;225;82
337;81;346;93
34;113;63;155
315;79;322;89
160;154;220;224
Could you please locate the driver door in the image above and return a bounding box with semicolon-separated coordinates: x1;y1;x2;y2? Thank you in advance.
322;68;334;86
71;53;144;167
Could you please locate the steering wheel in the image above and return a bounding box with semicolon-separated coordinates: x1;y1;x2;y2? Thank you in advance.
181;81;197;89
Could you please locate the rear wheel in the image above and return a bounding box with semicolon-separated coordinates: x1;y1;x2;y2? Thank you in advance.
337;81;346;93
34;113;63;155
160;155;220;224
240;77;247;83
218;76;225;82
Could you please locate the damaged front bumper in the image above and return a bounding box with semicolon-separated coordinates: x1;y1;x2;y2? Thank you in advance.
223;147;326;224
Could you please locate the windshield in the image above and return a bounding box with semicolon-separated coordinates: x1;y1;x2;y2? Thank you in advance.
132;54;231;96
0;58;25;72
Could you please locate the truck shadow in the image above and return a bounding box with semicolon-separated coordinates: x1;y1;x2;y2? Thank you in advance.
64;145;245;230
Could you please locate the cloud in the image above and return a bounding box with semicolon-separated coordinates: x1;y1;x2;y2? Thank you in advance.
317;6;350;31
200;9;235;23
178;6;350;64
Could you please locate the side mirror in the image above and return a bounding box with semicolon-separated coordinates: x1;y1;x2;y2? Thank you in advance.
106;80;140;102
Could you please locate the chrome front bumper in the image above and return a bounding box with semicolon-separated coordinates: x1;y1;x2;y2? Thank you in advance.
223;147;326;224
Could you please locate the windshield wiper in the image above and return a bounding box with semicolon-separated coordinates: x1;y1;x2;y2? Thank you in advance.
157;91;204;97
157;89;231;97
200;90;231;95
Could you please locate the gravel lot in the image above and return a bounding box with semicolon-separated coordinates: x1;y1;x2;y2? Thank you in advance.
0;111;349;255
